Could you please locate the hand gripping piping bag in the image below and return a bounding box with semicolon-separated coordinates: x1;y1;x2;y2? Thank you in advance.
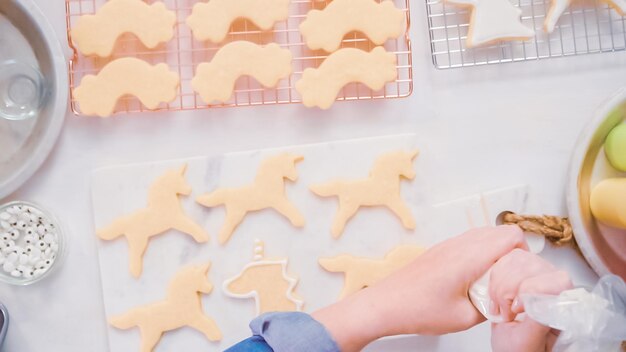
472;273;626;352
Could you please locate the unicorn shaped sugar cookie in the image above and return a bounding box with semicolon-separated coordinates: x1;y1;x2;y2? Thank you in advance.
196;153;305;244
319;244;425;299
109;262;222;352
446;0;534;47
310;150;419;238
223;240;304;315
97;164;209;277
544;0;625;33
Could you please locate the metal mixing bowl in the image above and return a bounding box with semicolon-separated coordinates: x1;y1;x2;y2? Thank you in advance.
0;0;68;199
567;87;626;280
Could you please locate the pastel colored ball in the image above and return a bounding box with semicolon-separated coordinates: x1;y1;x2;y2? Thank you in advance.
605;123;626;172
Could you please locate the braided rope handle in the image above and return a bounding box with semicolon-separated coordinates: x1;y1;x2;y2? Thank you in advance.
502;212;575;246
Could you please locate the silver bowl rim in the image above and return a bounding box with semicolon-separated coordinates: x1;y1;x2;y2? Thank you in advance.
566;86;626;277
0;0;68;199
0;303;7;348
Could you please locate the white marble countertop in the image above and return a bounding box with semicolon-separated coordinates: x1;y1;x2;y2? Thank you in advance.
0;0;625;351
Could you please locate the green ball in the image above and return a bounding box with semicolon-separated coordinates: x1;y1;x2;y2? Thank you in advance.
605;123;626;172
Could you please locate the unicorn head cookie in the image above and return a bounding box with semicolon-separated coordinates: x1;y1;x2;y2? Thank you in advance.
223;240;304;315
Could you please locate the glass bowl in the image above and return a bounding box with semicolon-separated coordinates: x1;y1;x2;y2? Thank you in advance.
0;201;65;285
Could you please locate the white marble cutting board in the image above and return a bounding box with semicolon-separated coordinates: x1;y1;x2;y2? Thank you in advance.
91;134;542;351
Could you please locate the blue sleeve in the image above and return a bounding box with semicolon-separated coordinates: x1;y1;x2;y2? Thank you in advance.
225;312;341;352
225;335;274;352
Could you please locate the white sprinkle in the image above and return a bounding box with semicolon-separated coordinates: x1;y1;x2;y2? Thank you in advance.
3;261;15;272
9;229;19;240
6;206;18;215
50;243;59;252
2;241;15;253
7;252;18;263
10;270;21;277
18;254;29;265
43;234;54;244
23;234;34;244
0;221;10;230
0;213;9;221
36;225;45;235
30;247;41;259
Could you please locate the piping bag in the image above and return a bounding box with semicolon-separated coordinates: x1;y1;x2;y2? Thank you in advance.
469;235;626;352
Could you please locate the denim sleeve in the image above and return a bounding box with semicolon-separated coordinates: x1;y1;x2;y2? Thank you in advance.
225;312;341;352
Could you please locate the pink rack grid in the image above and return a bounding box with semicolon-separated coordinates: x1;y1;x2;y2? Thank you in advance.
66;0;414;115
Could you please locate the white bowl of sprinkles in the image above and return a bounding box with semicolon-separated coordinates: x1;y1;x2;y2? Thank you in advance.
0;201;64;285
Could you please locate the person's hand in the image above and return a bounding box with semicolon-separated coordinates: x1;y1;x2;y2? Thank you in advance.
312;225;528;352
489;249;573;352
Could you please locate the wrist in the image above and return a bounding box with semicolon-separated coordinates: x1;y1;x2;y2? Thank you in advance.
312;288;389;351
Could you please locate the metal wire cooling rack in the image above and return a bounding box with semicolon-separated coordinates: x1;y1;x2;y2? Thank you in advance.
426;0;626;68
65;0;413;115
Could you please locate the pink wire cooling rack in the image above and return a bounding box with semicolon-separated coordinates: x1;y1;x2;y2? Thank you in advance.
65;0;414;115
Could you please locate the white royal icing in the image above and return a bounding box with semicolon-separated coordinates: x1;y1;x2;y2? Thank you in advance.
447;0;535;47
545;0;625;33
222;259;304;316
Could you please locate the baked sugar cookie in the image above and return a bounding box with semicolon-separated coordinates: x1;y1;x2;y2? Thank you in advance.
109;263;222;351
186;0;290;43
73;57;179;117
300;0;405;52
191;41;292;104
223;240;304;315
97;165;209;277
310;150;418;237
446;0;534;47
296;47;397;109
196;153;305;244
544;0;625;32
319;244;425;299
71;0;176;57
